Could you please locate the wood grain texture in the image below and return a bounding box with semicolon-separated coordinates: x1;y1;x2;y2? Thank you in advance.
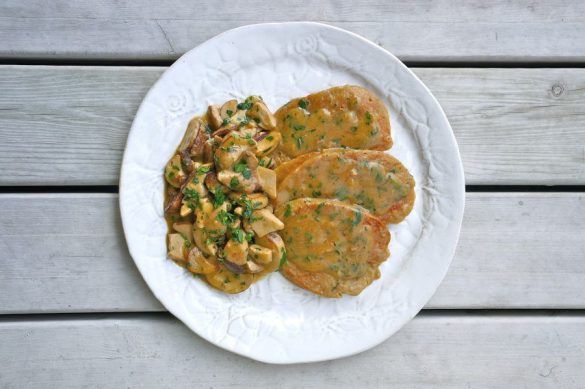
0;192;583;313
0;66;584;185
1;1;585;62
0;313;584;387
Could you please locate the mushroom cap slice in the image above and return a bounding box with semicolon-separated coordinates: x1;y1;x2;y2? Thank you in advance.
275;198;390;297
205;265;254;294
254;232;286;278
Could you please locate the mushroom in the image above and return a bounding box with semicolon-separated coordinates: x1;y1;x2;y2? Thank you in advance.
194;197;213;228
258;156;275;169
220;99;238;119
179;117;209;158
255;232;286;273
254;131;282;158
164;154;187;188
180;202;193;217
246;100;277;130
248;244;272;265
189;124;209;158
204;171;227;194
193;226;217;256
223;238;248;265
245;260;264;273
222;260;246;274
164;190;183;216
186;246;218;275
207;105;223;130
204;202;230;239
214;132;257;171
256;166;277;199
249;208;284;237
168;233;188;262
202;138;216;163
247;193;269;209
217;170;258;193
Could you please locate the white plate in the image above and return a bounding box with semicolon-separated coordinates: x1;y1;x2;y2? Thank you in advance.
120;22;465;364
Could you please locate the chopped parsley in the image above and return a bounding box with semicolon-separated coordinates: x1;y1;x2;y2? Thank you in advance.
237;101;253;110
183;188;200;202
231;228;245;243
365;111;372;125
216;210;236;225
229;176;240;189
296;137;304;149
352;209;363;226
283;203;292;218
292;124;306;132
298;99;309;110
212;188;226;208
226;109;234;117
196;165;211;175
278;247;288;270
234;161;252;179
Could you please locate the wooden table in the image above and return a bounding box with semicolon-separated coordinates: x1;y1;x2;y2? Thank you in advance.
1;1;585;387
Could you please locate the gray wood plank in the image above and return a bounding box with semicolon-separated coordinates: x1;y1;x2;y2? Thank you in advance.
1;1;585;62
0;192;583;313
0;313;584;387
1;66;584;185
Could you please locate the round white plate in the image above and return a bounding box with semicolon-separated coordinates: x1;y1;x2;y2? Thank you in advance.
120;22;465;364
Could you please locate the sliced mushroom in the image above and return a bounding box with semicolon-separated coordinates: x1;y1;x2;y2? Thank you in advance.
247;100;277;130
222;259;246;274
248;244;272;265
164;154;187;188
258;156;275;169
193;225;217;256
204;202;229;239
217;170;258;193
254;131;282;158
215;132;256;171
184;162;211;196
256;166;277;199
247;193;269;209
245;260;264;273
195;197;213;228
202;139;216;163
220;99;238;119
207;105;223;130
189;124;209;158
204;171;227;194
180;202;193;217
249;208;284;237
168;233;188;262
223;238;248;265
255;232;286;274
164;190;183;216
187;246;218;275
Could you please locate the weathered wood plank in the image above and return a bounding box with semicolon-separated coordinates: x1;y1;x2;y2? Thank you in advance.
0;192;583;313
1;1;585;62
0;66;584;185
0;313;583;387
